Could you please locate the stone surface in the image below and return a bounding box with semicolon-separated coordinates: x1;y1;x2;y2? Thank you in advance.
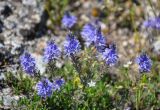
3;95;12;106
0;0;44;78
22;0;37;6
153;38;160;55
2;95;19;106
2;88;12;95
0;73;5;80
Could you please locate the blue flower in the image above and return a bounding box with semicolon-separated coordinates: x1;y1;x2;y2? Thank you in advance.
81;23;106;50
36;78;53;98
81;23;96;46
143;17;160;29
102;44;118;66
62;12;77;29
94;27;106;53
20;52;36;75
44;41;61;63
53;78;65;91
135;53;152;73
64;34;81;56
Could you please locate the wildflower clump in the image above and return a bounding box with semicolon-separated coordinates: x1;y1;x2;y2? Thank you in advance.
20;52;37;75
81;23;106;52
53;78;65;91
81;23;96;46
102;44;118;66
44;41;61;63
143;17;160;29
135;53;152;73
36;78;53;98
64;33;81;56
94;27;106;53
62;12;77;29
15;1;160;109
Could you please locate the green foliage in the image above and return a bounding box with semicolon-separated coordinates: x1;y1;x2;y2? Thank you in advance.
14;56;160;109
18;93;47;110
5;72;35;95
6;47;158;109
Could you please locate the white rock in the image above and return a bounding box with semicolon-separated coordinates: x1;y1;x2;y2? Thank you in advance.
22;0;37;6
12;96;19;106
0;73;5;80
2;88;12;95
0;43;4;48
3;95;12;106
32;54;46;74
31;14;40;23
153;39;160;54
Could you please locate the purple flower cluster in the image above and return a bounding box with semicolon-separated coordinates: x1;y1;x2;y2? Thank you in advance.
143;17;160;29
36;78;53;98
81;23;106;52
81;23;96;46
20;52;36;75
53;78;65;91
36;78;65;98
82;23;118;66
44;41;61;63
62;12;77;29
94;27;106;53
135;53;152;73
102;45;118;66
64;33;81;56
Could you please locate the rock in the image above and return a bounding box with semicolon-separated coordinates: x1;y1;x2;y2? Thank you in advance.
2;88;12;95
19;28;36;40
3;20;17;30
2;95;19;107
12;95;19;106
3;95;12;106
10;37;22;55
32;53;46;74
1;5;13;18
22;0;37;6
153;39;160;54
0;0;45;76
0;73;5;80
17;7;29;18
0;43;4;48
31;14;40;23
0;19;4;33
